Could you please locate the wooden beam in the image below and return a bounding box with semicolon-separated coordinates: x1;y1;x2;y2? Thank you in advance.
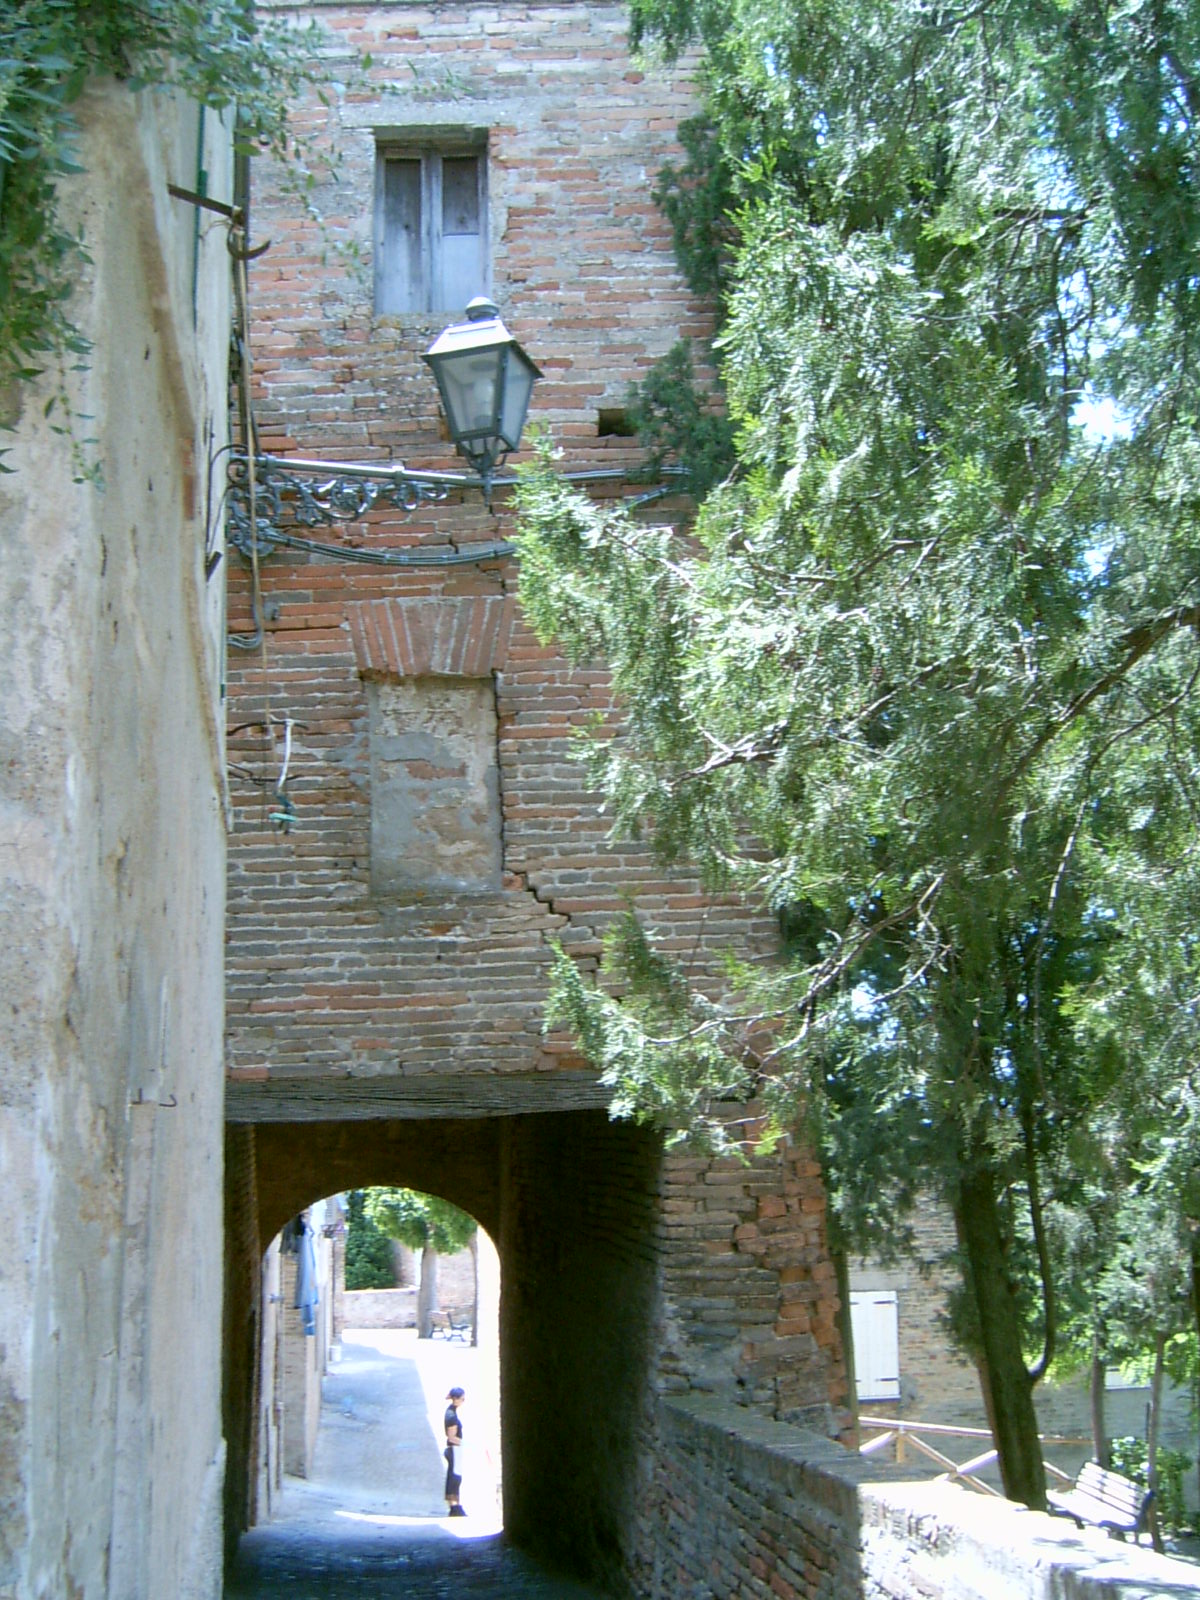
225;1070;612;1123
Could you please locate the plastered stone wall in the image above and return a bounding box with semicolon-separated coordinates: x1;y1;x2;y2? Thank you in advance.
368;676;504;893
342;1286;420;1325
258;1236;285;1522
0;82;229;1600
279;1250;326;1477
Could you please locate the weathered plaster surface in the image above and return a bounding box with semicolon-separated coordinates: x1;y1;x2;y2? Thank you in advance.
0;81;229;1600
369;677;503;894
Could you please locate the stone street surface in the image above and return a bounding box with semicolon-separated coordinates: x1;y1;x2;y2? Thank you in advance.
226;1329;610;1599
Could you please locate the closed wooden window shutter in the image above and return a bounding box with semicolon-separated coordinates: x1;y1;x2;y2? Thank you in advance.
376;157;422;313
849;1290;901;1402
375;145;486;314
437;155;485;310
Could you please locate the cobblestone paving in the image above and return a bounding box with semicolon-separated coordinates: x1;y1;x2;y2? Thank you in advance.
225;1519;610;1598
224;1329;611;1599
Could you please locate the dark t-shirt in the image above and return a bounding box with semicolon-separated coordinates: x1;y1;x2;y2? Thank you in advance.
444;1402;463;1489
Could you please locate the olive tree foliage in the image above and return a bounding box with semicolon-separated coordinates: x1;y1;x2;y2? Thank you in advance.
365;1188;477;1339
515;0;1200;1509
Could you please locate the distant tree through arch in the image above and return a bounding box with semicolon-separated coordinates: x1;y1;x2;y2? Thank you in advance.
364;1188;477;1339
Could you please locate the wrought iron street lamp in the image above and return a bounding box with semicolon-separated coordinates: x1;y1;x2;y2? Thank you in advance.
227;296;681;572
422;297;542;500
228;297;542;557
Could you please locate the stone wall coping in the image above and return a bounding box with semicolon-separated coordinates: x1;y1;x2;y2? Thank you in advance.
663;1394;1200;1599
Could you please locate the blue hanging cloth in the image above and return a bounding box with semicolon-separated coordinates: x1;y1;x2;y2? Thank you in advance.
294;1216;319;1336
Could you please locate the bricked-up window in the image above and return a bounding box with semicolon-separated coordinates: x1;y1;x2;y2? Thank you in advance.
374;138;488;314
368;678;502;896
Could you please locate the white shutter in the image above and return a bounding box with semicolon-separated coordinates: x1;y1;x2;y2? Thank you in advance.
850;1290;900;1402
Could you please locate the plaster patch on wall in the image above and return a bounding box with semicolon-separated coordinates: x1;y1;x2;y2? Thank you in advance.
369;676;502;896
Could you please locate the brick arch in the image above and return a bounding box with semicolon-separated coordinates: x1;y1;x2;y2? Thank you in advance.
225;1110;665;1594
347;596;516;680
253;1118;503;1245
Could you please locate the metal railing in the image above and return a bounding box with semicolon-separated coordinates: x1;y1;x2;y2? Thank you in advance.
859;1416;1085;1497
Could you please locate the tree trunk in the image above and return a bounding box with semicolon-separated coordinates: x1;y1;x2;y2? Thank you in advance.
416;1246;439;1339
830;1228;860;1446
955;1162;1047;1509
1147;1329;1166;1553
1090;1332;1109;1468
469;1233;479;1348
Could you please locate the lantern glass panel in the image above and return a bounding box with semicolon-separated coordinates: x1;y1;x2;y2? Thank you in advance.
436;347;502;448
499;350;537;452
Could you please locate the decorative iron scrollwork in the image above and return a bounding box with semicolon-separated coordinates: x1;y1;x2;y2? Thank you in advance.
227;453;469;555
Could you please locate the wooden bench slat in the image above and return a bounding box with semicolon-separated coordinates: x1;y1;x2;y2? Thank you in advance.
1076;1464;1142;1500
1048;1491;1138;1527
1063;1485;1143;1513
1047;1460;1152;1541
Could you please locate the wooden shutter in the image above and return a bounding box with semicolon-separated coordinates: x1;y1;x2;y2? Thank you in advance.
849;1290;900;1402
375;144;487;314
435;154;485;312
376;157;423;313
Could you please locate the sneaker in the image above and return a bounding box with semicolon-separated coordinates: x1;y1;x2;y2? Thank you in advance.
449;1505;467;1517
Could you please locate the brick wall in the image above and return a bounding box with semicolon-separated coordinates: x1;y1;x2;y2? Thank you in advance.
225;2;850;1585
660;1133;844;1430
632;1395;1200;1600
226;0;743;1096
246;0;714;470
851;1204;979;1424
499;1111;662;1590
852;1197;1195;1486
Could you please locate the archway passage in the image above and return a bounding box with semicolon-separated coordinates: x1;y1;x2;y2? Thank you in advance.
225;1110;662;1594
226;1522;614;1599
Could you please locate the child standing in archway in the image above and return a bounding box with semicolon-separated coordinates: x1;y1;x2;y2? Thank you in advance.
444;1386;466;1516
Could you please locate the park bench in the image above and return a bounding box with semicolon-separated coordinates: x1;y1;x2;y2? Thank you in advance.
429;1309;470;1343
1047;1460;1154;1542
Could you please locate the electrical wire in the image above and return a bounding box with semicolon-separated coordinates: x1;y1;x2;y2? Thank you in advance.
269;717;294;833
249;528;515;567
224;459;688;575
229;220;296;833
